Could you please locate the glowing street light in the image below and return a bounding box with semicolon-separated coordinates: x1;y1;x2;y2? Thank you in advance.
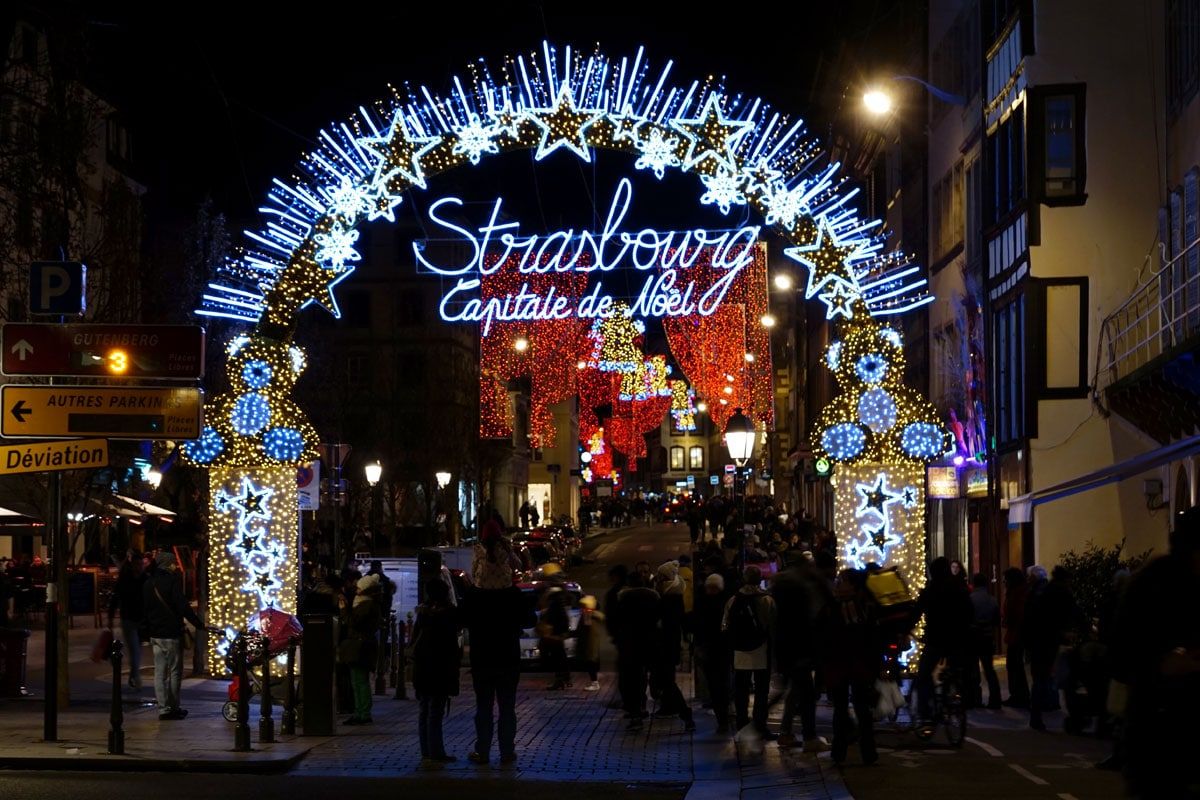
724;407;756;467
863;88;894;116
696;401;708;412
773;273;794;291
146;469;163;489
514;336;530;353
435;470;451;489
364;460;382;487
760;313;776;328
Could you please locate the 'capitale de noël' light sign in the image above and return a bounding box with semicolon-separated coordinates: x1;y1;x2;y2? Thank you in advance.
419;178;760;334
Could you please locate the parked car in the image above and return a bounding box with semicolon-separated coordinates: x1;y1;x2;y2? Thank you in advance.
517;579;583;663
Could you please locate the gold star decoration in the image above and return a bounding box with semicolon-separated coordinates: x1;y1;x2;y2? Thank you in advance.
671;94;752;174
527;87;604;162
359;109;441;191
783;217;864;299
819;279;859;320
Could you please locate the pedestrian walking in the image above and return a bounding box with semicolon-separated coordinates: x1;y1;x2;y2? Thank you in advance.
616;572;660;730
651;561;695;730
466;527;534;766
1001;566;1030;708
821;569;880;765
540;587;572;689
722;565;776;740
142;551;208;720
1111;507;1200;798
339;573;382;725
773;554;829;751
696;573;732;733
108;550;146;690
1025;565;1085;731
577;595;605;691
967;572;1003;709
412;578;462;766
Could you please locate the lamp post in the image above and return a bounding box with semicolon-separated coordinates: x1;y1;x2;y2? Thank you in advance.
146;469;162;490
364;461;382;554
724;407;756;562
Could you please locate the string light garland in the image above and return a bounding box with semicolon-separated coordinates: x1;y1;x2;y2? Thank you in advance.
670;380;698;432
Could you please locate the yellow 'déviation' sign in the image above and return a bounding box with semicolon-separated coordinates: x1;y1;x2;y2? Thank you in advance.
0;438;109;476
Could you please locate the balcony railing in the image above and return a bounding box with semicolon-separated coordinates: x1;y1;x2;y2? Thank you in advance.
1100;237;1200;384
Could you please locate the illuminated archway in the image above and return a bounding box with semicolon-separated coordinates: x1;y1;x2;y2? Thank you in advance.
182;43;948;672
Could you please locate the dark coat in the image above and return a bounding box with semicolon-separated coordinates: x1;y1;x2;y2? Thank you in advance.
917;577;972;651
657;591;686;667
109;568;145;624
694;588;731;655
411;603;461;697
340;593;381;669
465;586;535;672
616;586;660;655
143;569;202;639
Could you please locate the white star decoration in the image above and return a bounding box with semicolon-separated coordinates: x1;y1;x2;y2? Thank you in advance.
527;86;604;163
313;225;361;271
358;109;440;191
819;279;859;320
671;94;753;173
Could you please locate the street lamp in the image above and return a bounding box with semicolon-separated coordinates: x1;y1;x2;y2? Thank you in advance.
724;407;756;563
435;471;451;490
724;407;756;467
364;461;382;555
862;75;966;117
146;469;162;489
364;461;382;487
773;273;794;291
760;313;776;328
513;336;530;353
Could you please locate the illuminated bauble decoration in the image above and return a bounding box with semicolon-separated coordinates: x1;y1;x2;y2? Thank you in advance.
262;427;305;461
231;393;272;436
854;353;889;385
242;360;273;389
901;422;947;460
822;422;867;460
857;388;897;433
813;318;950;466
184;426;225;464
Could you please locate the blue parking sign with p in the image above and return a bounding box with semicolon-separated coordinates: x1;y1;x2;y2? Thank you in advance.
29;261;86;315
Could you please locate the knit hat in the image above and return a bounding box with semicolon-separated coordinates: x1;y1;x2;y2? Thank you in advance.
1027;565;1048;582
705;573;725;591
156;551;177;570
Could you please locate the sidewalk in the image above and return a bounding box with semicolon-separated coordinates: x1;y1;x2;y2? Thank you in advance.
0;626;329;772
295;671;850;800
0;624;849;797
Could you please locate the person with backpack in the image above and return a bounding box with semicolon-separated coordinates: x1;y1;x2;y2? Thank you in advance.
412;578;462;766
722;564;776;739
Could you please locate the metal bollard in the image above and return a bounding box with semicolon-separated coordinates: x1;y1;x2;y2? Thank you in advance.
393;616;408;701
259;633;275;743
234;636;252;752
281;636;298;735
388;613;399;688
107;639;124;754
374;616;387;696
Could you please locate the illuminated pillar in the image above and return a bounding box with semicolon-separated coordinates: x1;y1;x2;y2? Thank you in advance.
206;466;299;674
832;462;927;593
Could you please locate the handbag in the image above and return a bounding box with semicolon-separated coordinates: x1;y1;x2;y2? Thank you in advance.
91;628;114;663
874;678;905;717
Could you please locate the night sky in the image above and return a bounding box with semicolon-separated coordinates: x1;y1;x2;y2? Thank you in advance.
65;2;910;232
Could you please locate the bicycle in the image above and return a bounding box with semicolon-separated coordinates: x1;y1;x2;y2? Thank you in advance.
878;643;968;748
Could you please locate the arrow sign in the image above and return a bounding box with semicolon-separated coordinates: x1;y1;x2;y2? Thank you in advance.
10;400;30;423
10;339;33;361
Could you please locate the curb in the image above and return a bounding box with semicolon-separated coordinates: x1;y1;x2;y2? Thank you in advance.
0;749;308;774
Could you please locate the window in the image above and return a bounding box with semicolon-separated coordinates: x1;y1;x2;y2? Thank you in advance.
689;446;704;470
931;161;965;263
987;105;1026;226
965;157;983;270
1035;278;1088;398
1031;85;1086;203
346;354;369;388
992;295;1027;445
669;446;685;471
1169;0;1200;117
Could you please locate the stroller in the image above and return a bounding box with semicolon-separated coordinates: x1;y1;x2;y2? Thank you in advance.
222;609;303;722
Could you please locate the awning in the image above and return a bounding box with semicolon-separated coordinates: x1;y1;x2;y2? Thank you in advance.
1007;432;1200;523
113;494;175;517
